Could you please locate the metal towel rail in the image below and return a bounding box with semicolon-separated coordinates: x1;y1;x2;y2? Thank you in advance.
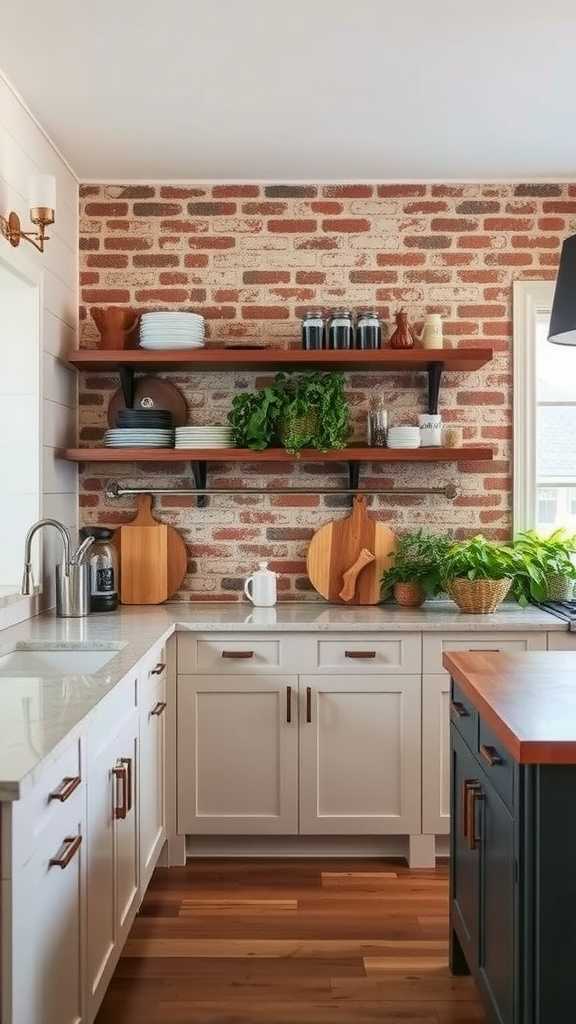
105;480;457;502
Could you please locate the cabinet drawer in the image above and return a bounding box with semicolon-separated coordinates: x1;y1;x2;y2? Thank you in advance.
450;680;478;751
424;631;546;674
178;633;303;673
478;717;515;812
142;644;168;681
311;634;420;674
11;736;83;868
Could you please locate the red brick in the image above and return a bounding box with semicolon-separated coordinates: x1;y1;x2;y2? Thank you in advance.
377;252;425;266
268;219;317;232
135;288;189;303
104;237;151;251
457;270;500;283
272;494;320;507
403;201;448;213
243;271;290;284
457;390;505;405
133;253;180;267
265;185;317;198
455;200;500;214
482;426;512;439
431;218;479;231
184;254;210;267
310;201;343;214
187;202;237;215
86;253;129;268
212;185;260;197
537;217;566;230
85;202;128;216
484;252;533;266
80;271;99;285
323;185;374;197
483;217;534;230
80;237;99;250
404;235;451;249
511;235;560;248
322;218;370;232
161;219;209;234
241;306;290;320
404;270;450;283
213;289;239;302
159;272;188;285
456;235;495;249
188;237;236;249
160;186;206;198
483;477;512;491
200;306;236;319
81;288;130;302
133;202;182;216
296;271;325;284
542;201;576;213
377;184;426;197
457;304;506;318
349;270;398;283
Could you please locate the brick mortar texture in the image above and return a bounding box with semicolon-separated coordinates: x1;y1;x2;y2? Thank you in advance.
78;180;576;601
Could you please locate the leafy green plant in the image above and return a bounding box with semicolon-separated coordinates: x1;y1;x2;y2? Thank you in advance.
228;371;350;454
381;530;452;598
440;535;520;586
511;529;576;604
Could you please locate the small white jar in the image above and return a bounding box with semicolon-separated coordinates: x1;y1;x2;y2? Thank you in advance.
419;413;443;447
244;561;278;607
420;314;444;349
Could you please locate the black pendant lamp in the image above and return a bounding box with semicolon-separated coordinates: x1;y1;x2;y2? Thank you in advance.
549;234;576;345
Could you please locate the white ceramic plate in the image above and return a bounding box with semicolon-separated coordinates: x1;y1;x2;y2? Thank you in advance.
139;340;205;351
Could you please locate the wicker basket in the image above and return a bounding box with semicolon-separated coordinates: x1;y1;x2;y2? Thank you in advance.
447;577;512;614
545;573;574;601
394;582;426;608
279;407;319;450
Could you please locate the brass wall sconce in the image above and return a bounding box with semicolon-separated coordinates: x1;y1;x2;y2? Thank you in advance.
0;175;56;254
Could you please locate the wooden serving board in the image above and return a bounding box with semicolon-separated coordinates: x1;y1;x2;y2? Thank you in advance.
118;495;187;604
306;497;396;605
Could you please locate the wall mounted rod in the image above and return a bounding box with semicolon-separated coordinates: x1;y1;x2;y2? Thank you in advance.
106;481;457;500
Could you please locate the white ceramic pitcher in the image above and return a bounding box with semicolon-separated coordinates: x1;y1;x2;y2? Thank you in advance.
420;314;444;349
244;561;278;607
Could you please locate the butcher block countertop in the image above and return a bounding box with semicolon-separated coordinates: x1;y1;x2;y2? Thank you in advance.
444;649;576;765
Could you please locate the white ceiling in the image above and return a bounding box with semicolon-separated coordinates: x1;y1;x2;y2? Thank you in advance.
2;0;576;181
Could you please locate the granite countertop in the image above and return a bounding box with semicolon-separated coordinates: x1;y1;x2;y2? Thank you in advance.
445;649;576;765
0;601;564;801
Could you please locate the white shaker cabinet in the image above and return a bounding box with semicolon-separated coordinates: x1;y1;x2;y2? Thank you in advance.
139;659;167;891
177;674;299;834
299;674;421;835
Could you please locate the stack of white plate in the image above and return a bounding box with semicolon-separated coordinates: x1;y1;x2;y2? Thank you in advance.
387;426;421;449
104;429;174;448
175;426;235;449
139;311;205;350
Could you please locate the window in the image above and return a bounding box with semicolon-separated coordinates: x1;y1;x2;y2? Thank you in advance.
513;280;576;532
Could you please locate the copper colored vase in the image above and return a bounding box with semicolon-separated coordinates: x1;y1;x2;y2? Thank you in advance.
389;309;416;350
393;581;426;607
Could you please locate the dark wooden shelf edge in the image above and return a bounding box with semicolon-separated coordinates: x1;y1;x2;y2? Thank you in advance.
60;446;493;464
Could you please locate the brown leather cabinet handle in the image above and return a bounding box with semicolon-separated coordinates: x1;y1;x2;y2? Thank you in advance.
345;650;376;659
451;700;469;718
151;701;167;717
113;764;128;820
49;834;82;869
150;662;166;675
221;650;254;659
480;743;503;767
49;775;81;802
468;785;483;850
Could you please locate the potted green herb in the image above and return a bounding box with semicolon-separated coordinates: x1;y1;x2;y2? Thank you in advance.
228;371;350;454
512;529;576;603
381;530;451;607
441;536;519;614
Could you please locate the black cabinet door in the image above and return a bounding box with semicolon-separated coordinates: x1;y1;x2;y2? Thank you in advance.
450;728;481;972
477;775;516;1024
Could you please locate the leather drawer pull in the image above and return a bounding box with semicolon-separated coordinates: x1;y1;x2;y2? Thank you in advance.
151;701;167;717
120;757;133;812
345;650;376;659
150;662;166;675
221;650;254;659
480;743;503;767
49;834;82;869
306;686;312;723
49;775;81;802
451;700;469;718
467;784;483;850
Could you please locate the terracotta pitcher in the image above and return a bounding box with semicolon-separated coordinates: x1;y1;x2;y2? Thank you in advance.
92;307;139;350
389;309;416;350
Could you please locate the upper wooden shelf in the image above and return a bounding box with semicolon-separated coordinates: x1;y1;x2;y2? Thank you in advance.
67;347;493;373
62;446;493;464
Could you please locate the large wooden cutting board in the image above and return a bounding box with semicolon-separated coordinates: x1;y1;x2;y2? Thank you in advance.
306;497;396;605
118;495;187;604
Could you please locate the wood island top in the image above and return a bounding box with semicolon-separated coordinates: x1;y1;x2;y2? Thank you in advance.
443;650;576;765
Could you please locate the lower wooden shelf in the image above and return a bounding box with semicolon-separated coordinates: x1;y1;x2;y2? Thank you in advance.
61;446;493;464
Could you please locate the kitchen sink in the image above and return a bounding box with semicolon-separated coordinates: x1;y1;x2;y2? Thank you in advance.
0;646;121;676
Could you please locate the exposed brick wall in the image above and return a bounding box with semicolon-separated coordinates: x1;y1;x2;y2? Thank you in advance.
78;181;576;601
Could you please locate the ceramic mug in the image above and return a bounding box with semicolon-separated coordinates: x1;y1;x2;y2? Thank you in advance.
418;413;443;447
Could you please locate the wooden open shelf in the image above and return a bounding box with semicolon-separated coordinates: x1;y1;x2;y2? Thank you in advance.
68;347;493;373
62;446;493;464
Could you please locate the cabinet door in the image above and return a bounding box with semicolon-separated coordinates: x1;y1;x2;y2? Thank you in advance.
477;776;516;1024
178;674;298;834
450;728;481;972
115;714;139;940
139;672;167;891
299;674;421;835
422;674;451;835
11;789;85;1024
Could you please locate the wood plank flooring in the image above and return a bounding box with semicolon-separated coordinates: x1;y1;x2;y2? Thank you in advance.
95;858;486;1023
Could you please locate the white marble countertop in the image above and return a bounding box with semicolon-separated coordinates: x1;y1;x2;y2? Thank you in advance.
0;601;564;801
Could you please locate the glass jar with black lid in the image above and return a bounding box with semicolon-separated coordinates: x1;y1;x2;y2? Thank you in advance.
328;309;354;350
301;310;325;350
79;526;119;612
356;310;382;350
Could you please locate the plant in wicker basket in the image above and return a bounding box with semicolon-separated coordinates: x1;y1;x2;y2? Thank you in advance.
441;536;520;614
381;530;452;607
511;529;576;604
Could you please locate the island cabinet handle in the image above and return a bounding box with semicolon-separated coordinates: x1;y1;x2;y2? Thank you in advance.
345;650;376;659
306;686;312;724
113;764;128;820
451;700;469;718
468;785;484;851
49;834;82;869
463;780;482;845
221;650;254;659
150;662;166;676
49;775;81;802
120;757;133;812
480;743;503;767
286;686;292;724
151;701;167;717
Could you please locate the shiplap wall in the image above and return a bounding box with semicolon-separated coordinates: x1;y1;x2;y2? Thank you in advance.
0;72;78;624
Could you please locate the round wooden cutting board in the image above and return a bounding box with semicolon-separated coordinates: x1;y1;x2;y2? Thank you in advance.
306;497;396;605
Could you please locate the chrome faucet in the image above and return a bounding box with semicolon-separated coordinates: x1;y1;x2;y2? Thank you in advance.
22;519;95;617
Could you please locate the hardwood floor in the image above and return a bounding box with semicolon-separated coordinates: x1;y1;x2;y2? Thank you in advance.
96;858;486;1023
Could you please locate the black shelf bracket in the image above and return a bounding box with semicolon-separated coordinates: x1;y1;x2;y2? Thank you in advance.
190;461;209;507
119;366;136;408
348;461;360;496
427;362;444;415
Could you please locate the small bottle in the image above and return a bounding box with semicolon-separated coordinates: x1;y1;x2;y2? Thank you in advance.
355;310;382;350
328;309;353;350
301;310;325;350
80;526;119;612
367;396;388;447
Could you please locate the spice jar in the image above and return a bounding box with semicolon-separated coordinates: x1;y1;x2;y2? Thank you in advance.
355;311;382;350
301;310;325;351
328;309;353;350
79;526;119;612
367;396;388;447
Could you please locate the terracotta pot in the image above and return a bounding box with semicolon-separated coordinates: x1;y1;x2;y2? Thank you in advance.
393;581;426;607
92;306;139;350
447;577;511;614
389;309;416;350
